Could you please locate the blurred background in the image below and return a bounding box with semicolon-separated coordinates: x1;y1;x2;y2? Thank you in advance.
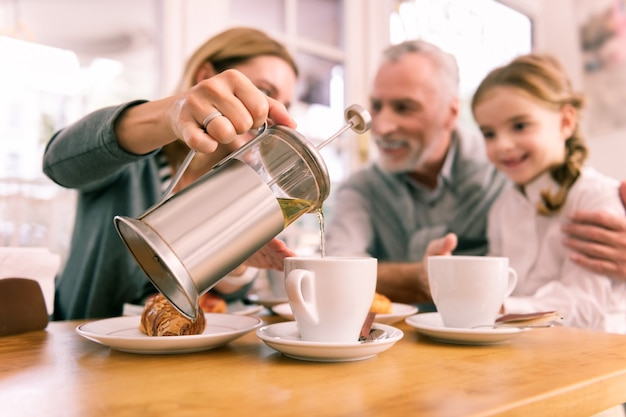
1;0;625;264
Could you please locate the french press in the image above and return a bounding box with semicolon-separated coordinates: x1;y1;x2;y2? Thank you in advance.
114;104;371;319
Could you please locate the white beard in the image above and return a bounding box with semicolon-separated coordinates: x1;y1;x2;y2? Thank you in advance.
375;137;437;174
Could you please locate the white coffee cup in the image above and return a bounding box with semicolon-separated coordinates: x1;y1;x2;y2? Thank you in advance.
284;256;377;343
266;269;287;298
428;256;517;329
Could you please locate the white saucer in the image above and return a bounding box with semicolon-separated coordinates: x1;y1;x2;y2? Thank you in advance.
226;301;265;316
76;314;263;354
245;293;288;308
256;321;403;362
271;302;418;325
405;313;528;345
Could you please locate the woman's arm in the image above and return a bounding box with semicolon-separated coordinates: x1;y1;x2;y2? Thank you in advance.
44;70;295;189
115;69;295;155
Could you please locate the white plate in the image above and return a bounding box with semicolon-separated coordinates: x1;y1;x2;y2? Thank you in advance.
122;302;264;317
271;302;418;325
76;314;263;354
245;293;288;308
405;313;527;345
226;301;265;316
256;321;403;362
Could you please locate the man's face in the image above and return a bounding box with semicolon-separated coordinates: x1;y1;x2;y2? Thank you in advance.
369;53;458;181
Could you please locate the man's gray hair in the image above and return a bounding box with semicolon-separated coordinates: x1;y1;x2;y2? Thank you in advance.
382;40;460;99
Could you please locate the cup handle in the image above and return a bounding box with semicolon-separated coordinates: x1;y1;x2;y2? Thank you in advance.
505;267;518;297
285;269;319;325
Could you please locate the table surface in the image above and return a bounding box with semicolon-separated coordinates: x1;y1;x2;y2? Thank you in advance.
2;312;626;417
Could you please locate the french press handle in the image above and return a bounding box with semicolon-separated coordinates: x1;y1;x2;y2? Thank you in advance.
161;103;371;201
161;122;268;201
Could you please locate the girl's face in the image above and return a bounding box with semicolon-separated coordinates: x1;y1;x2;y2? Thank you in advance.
472;86;573;186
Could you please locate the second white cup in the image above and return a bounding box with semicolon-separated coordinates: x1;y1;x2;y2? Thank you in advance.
284;256;377;343
428;255;517;329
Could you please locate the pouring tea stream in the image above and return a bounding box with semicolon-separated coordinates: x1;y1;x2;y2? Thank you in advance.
114;104;371;319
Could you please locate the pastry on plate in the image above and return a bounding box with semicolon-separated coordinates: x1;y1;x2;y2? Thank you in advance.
198;292;228;313
370;292;393;314
139;294;206;336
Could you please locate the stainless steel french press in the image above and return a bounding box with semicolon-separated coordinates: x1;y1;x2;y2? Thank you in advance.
114;104;371;319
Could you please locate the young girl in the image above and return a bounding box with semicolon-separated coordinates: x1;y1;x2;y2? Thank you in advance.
471;54;626;334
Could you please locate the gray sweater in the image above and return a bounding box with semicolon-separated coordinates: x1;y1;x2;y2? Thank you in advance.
325;125;510;262
43;101;250;320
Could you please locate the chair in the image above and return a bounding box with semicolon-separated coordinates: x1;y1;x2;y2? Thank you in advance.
0;277;49;337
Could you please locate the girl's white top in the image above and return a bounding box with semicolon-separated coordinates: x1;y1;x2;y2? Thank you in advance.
489;167;626;333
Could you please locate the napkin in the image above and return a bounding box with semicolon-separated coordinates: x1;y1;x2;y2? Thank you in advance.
0;247;60;315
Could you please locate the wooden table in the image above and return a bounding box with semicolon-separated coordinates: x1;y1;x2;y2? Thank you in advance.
2;313;626;417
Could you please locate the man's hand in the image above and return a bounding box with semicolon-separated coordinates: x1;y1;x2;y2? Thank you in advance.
244;238;296;271
562;182;626;280
424;233;458;258
419;233;459;295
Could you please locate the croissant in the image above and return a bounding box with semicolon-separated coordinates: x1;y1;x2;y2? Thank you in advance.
198;292;227;313
139;294;206;336
370;292;393;314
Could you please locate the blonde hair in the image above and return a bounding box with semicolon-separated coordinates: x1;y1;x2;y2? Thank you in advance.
176;27;298;92
471;54;587;216
166;27;298;166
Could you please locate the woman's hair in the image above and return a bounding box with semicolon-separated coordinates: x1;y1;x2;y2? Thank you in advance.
165;27;298;164
382;39;459;102
176;27;298;92
471;54;587;216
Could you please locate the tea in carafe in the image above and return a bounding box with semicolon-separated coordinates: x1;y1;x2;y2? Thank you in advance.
278;198;316;227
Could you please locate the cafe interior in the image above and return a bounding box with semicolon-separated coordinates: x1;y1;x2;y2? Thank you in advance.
2;0;626;416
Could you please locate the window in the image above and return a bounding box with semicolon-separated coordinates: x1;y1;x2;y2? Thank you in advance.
0;0;159;259
391;0;532;124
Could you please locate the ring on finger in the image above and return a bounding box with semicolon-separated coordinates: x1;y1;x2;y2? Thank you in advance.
202;111;222;132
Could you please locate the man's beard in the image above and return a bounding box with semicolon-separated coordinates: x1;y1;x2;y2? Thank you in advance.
375;137;429;174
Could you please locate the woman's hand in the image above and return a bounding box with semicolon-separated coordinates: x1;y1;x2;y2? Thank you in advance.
115;69;296;155
170;69;295;153
214;238;295;295
244;238;296;271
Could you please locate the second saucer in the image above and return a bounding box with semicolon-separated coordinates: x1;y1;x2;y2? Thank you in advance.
256;321;403;362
